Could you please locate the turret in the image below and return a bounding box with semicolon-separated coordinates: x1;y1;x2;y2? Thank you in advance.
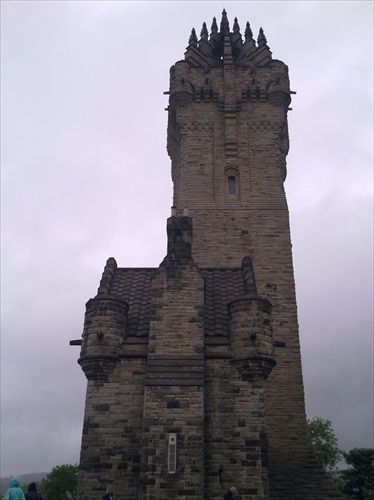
228;257;276;381
78;258;128;381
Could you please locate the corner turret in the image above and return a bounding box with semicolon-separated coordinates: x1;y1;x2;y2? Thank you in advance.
228;257;276;381
78;258;128;381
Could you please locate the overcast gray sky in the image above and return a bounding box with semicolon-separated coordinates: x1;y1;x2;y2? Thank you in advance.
1;0;373;478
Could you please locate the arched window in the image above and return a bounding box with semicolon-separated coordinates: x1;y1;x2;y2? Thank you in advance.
228;176;237;196
225;165;240;199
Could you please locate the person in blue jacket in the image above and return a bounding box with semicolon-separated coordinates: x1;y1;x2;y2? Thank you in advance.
3;477;26;500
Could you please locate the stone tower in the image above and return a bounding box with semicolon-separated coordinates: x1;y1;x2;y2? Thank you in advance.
72;11;341;499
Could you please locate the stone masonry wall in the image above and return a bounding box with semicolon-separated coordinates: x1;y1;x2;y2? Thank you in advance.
204;359;271;500
77;359;146;499
167;47;342;497
140;238;206;498
140;385;205;499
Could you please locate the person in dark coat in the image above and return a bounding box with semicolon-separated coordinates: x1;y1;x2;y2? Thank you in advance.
103;487;114;500
25;482;43;500
224;486;236;500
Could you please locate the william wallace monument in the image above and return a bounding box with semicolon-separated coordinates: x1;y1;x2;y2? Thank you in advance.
72;11;341;499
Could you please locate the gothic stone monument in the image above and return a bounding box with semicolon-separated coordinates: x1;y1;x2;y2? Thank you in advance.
72;11;341;500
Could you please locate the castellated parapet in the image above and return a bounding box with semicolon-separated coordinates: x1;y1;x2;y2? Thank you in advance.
72;10;342;500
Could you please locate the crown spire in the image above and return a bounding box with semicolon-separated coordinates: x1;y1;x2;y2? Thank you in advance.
210;17;218;35
245;22;253;41
183;12;273;67
233;17;240;33
188;28;198;46
200;22;208;41
220;9;229;33
231;16;243;48
257;27;267;45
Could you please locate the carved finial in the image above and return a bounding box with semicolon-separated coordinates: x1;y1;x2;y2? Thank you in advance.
231;16;243;49
242;256;258;297
233;17;240;33
166;215;193;259
245;22;253;41
220;9;229;33
189;28;198;46
257;27;267;45
200;22;209;41
211;17;218;34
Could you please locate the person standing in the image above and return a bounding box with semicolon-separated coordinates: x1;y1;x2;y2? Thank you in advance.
25;482;43;500
3;477;26;500
224;485;237;500
103;487;114;500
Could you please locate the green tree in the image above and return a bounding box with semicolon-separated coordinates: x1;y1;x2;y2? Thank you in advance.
39;464;78;500
338;448;374;499
307;416;341;471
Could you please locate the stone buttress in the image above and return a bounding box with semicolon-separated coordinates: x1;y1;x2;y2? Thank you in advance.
140;215;205;498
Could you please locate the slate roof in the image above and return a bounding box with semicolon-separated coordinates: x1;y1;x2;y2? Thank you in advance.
202;268;246;337
106;267;246;338
109;268;154;338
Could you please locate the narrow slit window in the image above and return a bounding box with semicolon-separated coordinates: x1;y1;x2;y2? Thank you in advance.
228;176;237;196
168;433;177;474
